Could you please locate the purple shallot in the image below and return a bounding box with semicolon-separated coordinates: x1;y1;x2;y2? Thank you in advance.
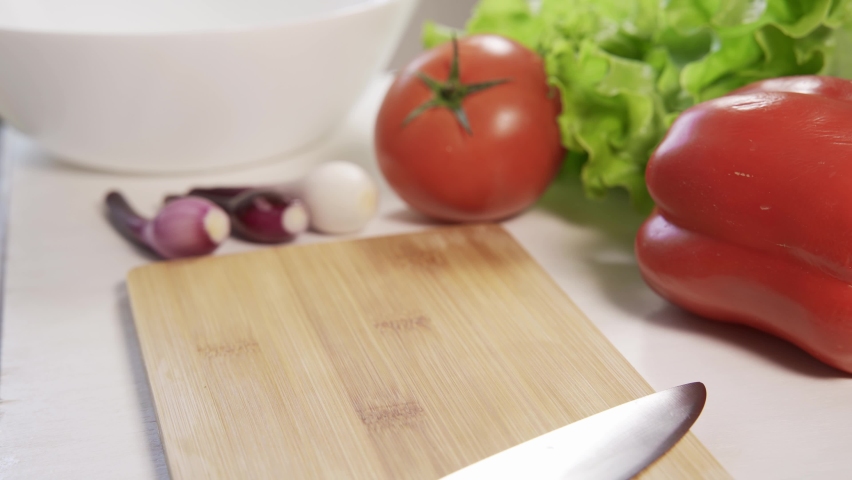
105;191;229;259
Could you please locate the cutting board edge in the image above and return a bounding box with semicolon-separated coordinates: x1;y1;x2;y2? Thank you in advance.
123;223;731;479
125;223;503;283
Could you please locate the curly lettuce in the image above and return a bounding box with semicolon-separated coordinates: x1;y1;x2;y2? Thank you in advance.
424;0;852;212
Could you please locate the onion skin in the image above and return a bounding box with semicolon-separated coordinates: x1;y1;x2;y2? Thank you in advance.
106;191;229;259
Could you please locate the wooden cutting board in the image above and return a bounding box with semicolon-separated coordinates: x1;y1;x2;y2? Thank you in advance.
126;224;729;479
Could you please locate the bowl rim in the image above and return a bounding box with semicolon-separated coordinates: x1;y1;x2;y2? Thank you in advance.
0;0;412;37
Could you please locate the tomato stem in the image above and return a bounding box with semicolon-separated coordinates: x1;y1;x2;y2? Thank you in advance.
402;35;509;135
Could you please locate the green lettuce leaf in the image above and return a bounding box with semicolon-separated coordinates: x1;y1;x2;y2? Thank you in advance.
423;0;852;212
466;0;543;49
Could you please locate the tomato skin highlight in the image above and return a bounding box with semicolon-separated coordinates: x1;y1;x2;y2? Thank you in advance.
374;35;564;222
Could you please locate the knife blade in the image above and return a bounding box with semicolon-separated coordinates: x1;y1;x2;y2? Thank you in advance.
441;382;707;480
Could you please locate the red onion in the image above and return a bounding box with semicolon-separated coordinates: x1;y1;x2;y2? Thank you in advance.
184;161;378;235
186;189;308;244
105;191;229;259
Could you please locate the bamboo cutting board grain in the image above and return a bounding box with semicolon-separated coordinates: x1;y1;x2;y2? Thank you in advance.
126;224;729;479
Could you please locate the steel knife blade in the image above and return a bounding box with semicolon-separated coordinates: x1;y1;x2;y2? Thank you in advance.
440;382;707;480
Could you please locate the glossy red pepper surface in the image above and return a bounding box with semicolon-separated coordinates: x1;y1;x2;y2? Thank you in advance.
636;75;852;373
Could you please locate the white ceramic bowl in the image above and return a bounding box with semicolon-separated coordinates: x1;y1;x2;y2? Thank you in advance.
0;0;417;173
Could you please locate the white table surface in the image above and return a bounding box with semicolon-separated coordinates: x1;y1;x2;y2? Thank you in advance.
1;74;851;480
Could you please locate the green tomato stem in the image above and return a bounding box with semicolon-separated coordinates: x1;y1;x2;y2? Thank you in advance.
403;35;509;135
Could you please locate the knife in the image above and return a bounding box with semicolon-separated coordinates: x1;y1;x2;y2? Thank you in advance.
441;382;707;480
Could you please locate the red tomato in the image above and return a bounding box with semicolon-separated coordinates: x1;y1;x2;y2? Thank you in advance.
374;35;564;222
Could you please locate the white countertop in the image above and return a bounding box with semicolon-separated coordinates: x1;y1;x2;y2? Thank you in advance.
1;74;851;480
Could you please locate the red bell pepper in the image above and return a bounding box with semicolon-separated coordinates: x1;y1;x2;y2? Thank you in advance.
636;75;852;373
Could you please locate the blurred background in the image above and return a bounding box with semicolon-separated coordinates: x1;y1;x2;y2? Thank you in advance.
389;0;477;70
0;0;479;172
